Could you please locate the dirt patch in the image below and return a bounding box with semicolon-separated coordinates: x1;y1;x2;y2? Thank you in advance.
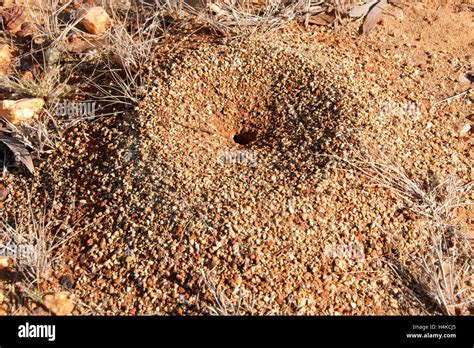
0;2;472;316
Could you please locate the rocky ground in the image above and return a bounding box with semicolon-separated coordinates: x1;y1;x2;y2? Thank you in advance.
0;1;472;315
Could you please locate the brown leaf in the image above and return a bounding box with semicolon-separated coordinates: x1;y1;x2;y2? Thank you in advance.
0;183;8;201
308;13;336;26
66;36;105;54
362;0;388;34
1;6;25;31
67;40;93;54
0;136;35;174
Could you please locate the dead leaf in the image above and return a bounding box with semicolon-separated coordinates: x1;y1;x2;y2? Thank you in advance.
42;292;75;316
0;6;25;31
349;0;379;18
68;39;95;54
0;183;8;201
0;136;35;174
67;36;105;54
308;13;336;26
362;0;389;34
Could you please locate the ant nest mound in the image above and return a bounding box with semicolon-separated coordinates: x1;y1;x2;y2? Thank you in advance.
139;37;359;180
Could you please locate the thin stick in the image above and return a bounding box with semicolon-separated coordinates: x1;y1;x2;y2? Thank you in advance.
433;87;473;107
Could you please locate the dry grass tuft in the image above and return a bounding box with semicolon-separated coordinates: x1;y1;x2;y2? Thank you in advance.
24;0;80;49
153;0;347;35
0;190;78;288
0;62;76;101
0;51;87;159
338;141;473;315
85;2;162;106
201;268;255;315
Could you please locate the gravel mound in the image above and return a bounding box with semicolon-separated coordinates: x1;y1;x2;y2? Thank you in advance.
70;36;410;315
4;32;471;315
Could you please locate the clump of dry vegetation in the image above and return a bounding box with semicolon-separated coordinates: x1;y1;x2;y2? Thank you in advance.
339;142;472;315
88;2;163;106
0;188;80;315
201;268;256;315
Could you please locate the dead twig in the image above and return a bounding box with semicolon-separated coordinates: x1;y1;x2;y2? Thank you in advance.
433;86;473;107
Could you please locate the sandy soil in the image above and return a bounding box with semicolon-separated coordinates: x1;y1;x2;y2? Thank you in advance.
0;1;472;315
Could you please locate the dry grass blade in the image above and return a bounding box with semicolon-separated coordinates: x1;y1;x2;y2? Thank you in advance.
418;226;472;315
85;66;143;107
0;43;91;157
179;0;329;35
0;39;86;101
